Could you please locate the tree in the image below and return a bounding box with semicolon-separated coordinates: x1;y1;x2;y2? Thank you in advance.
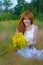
31;0;43;13
3;0;12;12
17;0;25;4
13;0;29;19
39;0;43;12
0;1;3;14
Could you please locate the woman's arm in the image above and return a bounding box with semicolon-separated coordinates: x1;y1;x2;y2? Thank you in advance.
27;25;38;46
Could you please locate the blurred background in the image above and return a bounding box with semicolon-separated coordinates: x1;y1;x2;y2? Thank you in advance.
0;0;43;65
0;0;43;20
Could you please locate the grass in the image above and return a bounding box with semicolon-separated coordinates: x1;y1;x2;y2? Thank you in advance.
0;19;43;65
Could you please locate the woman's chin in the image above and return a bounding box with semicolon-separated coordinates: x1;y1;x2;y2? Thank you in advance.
25;24;30;27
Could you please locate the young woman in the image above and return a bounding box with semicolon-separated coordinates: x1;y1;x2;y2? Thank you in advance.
15;11;43;60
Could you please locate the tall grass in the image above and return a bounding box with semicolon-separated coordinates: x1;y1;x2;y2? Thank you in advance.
0;20;43;65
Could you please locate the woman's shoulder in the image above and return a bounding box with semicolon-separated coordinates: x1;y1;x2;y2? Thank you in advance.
33;24;38;29
33;24;38;31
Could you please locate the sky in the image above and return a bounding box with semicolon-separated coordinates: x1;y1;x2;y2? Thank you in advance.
11;0;32;8
0;0;32;8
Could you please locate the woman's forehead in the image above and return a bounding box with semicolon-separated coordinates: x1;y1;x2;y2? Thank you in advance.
25;17;29;19
23;17;30;19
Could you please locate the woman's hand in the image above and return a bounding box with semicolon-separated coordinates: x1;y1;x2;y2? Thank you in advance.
26;41;37;47
26;42;30;47
26;42;33;47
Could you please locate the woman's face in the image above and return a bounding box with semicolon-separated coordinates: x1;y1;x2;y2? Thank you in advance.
23;17;31;27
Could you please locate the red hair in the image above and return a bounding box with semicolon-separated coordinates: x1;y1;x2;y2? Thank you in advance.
17;11;34;34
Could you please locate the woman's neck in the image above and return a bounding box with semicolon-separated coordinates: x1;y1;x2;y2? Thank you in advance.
26;24;32;31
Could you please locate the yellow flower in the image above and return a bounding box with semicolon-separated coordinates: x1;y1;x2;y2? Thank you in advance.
12;32;27;50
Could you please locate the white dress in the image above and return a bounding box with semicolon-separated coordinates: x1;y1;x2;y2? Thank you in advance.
17;25;43;60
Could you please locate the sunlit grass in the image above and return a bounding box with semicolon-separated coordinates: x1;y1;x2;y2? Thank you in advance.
0;19;43;65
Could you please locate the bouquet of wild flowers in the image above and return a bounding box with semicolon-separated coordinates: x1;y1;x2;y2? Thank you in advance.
11;32;27;50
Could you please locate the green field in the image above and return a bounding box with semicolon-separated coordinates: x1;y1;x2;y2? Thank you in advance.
0;19;43;65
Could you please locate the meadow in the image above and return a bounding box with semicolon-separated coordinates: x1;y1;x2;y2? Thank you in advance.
0;19;43;65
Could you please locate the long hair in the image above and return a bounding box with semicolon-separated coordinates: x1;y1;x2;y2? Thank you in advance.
17;11;34;34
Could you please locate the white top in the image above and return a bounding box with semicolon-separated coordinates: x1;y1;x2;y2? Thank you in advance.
17;24;43;60
24;24;34;42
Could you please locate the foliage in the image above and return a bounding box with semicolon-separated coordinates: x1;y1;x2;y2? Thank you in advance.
0;0;43;21
0;12;13;21
3;0;12;12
